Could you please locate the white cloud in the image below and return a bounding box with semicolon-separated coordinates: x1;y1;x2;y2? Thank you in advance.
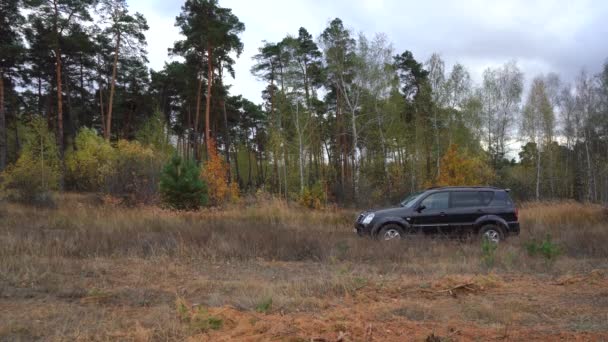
127;0;608;104
128;0;181;70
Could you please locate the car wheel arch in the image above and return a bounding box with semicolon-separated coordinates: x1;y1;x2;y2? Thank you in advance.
474;215;508;234
372;218;410;237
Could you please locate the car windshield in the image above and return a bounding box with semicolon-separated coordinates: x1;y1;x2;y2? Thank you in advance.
400;192;423;208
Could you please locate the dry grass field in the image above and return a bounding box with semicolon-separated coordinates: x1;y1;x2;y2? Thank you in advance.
1;195;608;341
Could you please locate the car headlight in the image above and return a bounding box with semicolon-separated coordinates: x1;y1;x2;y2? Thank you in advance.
362;213;375;225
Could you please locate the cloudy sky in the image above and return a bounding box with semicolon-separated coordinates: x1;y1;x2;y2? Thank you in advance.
129;0;608;104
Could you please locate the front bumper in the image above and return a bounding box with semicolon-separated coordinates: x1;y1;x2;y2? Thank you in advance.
506;222;520;236
354;222;373;236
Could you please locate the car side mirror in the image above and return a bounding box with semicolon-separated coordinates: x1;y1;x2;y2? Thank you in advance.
416;205;426;213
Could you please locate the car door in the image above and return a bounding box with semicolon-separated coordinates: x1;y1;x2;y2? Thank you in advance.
411;191;450;234
448;191;488;234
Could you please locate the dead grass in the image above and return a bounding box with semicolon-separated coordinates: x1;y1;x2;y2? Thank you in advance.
520;201;608;258
1;195;608;340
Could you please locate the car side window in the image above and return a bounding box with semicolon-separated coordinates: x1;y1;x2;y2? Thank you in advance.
451;191;484;208
420;192;449;210
489;191;511;207
479;191;494;206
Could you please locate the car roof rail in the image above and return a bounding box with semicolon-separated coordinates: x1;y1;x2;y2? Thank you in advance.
425;185;508;191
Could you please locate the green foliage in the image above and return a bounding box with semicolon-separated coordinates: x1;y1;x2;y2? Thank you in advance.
0;118;59;203
64;128;170;204
255;297;273;314
175;297;223;333
481;239;497;269
66;128;115;191
105;139;167;204
298;182;326;209
160;155;207;210
135;111;173;156
525;235;561;261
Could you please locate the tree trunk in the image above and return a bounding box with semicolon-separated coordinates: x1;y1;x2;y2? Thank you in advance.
350;107;359;203
219;65;231;181
105;32;121;141
233;143;241;187
337;87;345;192
535;142;541;200
283;144;288;199
247;138;253;188
194;69;203;160
64;68;75;143
434;108;440;179
0;71;6;172
204;44;214;156
295;101;304;193
38;76;42;115
52;0;65;189
584;133;594;202
222;99;231;180
376;104;390;198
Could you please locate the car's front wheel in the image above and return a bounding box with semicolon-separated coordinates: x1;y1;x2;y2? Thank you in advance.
377;224;405;241
479;224;505;244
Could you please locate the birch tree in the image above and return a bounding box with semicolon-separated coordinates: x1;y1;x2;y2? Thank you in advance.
522;77;554;200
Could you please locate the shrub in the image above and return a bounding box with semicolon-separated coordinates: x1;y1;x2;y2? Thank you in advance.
160;155;207;210
104;140;166;205
200;139;239;206
0;118;60;204
481;239;497;269
66;128;115;191
298;182;327;209
176;296;223;333
255;297;273;313
525;235;561;260
135;111;174;156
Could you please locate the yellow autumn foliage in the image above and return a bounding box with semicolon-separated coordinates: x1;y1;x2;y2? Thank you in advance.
434;144;495;187
200;139;239;206
0;118;60;202
66;128;116;191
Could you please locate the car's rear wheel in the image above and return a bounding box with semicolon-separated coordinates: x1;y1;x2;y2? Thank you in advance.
479;224;504;243
377;224;405;241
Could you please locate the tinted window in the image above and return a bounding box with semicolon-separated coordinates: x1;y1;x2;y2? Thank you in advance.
420;192;449;210
401;192;423;208
451;191;483;208
479;191;494;206
489;191;512;207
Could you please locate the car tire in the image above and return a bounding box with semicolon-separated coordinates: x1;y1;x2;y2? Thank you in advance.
479;224;505;244
377;224;405;241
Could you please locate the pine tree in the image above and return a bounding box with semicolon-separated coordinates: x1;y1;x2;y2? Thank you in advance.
174;0;244;158
160;155;207;210
0;0;25;172
98;0;148;141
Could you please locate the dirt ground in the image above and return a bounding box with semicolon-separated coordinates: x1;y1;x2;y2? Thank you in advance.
2;257;607;341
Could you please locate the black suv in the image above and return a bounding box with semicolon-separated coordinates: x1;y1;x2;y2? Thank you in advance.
354;187;519;243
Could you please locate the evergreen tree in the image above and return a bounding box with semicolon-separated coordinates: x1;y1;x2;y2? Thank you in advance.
160;155;207;210
24;0;96;187
98;0;148;141
0;0;25;171
174;0;244;158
